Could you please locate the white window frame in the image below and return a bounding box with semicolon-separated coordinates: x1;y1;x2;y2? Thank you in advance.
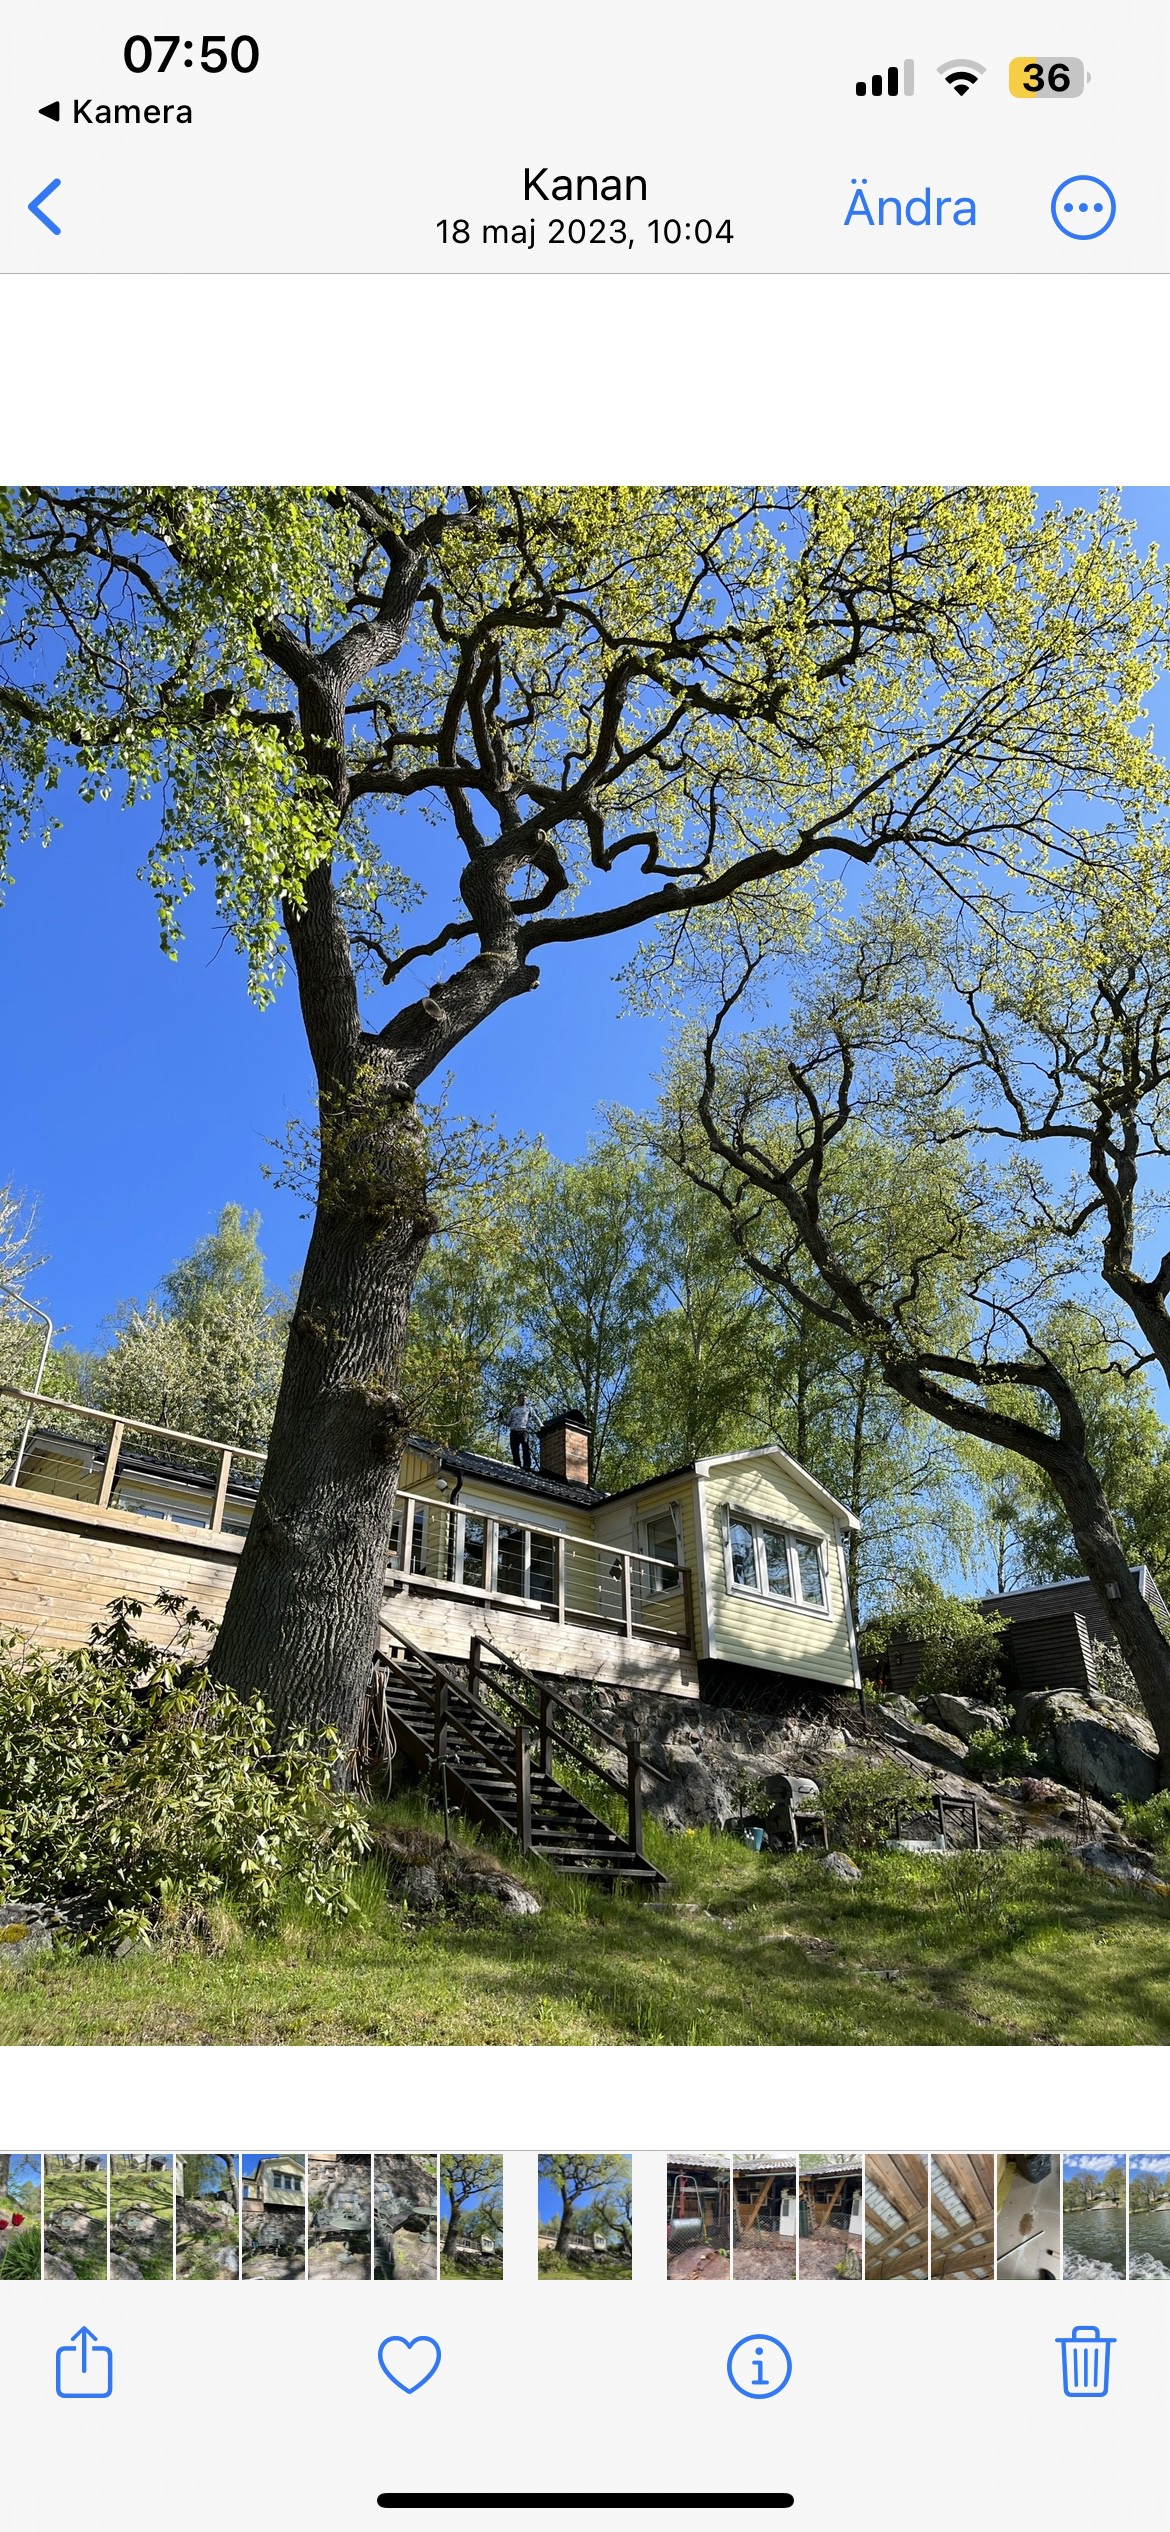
641;1503;682;1594
722;1506;830;1614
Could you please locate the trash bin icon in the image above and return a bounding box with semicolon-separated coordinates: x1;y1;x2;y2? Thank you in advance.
1056;2323;1115;2398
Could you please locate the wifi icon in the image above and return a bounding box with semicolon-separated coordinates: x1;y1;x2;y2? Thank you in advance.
938;58;985;95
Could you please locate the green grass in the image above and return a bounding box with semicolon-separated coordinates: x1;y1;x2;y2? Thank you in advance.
538;2248;632;2280
440;2251;504;2279
0;1804;1167;2044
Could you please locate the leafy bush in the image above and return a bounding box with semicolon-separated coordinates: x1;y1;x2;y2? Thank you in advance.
1117;1790;1170;1854
965;1725;1035;1779
0;1597;370;1949
862;1572;1008;1707
1092;1640;1146;1714
819;1754;924;1851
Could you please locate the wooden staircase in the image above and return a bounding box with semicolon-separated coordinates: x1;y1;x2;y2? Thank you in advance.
366;1623;667;1892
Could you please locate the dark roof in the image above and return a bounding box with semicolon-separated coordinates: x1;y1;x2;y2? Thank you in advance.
410;1436;607;1512
979;1565;1170;1634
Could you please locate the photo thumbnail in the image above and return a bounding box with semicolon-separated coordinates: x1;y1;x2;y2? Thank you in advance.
538;2156;633;2279
2;488;1170;2049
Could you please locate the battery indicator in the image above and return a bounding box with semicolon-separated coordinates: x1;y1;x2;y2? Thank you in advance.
1009;57;1087;97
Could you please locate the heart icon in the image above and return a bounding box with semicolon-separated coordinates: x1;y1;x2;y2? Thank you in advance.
377;2335;442;2393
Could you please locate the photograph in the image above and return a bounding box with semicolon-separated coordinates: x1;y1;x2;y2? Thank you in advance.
175;2155;240;2281
440;2155;504;2279
373;2156;439;2281
730;2158;798;2281
666;2156;731;2282
0;2155;41;2281
5;488;1170;2048
109;2152;174;2280
43;2153;108;2281
1128;2157;1170;2280
538;2156;633;2280
240;2155;306;2281
996;2155;1061;2281
1062;2155;1127;2282
929;2156;995;2281
798;2157;864;2279
308;2154;372;2281
864;2156;929;2281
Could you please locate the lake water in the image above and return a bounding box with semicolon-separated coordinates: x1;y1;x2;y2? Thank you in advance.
1063;2201;1126;2281
1128;2205;1170;2280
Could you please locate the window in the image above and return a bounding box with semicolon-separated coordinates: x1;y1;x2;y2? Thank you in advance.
643;1509;680;1591
460;1513;487;1590
724;1510;827;1609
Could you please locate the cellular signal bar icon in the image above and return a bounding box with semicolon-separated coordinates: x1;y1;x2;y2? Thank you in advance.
855;60;914;96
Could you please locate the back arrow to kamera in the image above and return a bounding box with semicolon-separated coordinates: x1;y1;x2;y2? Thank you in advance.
28;179;62;235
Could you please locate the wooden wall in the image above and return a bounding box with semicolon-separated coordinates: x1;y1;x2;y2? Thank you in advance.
0;1484;238;1658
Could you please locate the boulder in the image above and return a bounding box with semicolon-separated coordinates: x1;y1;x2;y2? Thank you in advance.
875;1709;971;1771
403;1864;443;1913
1075;1842;1157;1888
932;1693;1005;1740
1017;1689;1158;1805
822;1851;861;1882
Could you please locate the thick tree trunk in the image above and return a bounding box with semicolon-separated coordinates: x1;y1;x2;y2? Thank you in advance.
210;1081;434;1751
555;2203;576;2254
1043;1453;1170;1784
443;2209;462;2257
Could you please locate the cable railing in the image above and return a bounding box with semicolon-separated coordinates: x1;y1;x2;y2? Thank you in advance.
389;1488;695;1649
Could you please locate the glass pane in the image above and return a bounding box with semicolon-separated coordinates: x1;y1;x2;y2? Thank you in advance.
794;1538;825;1605
462;1515;486;1590
529;1533;558;1603
761;1526;794;1598
729;1518;757;1588
497;1524;524;1596
646;1516;679;1589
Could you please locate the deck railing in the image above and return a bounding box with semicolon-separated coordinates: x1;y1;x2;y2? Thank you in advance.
2;1385;696;1654
1;1384;264;1530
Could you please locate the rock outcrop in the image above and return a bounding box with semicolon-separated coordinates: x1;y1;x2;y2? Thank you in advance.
1016;1689;1158;1805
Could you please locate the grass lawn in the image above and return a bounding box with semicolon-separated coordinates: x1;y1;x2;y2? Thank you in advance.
0;1810;1167;2045
538;2249;632;2280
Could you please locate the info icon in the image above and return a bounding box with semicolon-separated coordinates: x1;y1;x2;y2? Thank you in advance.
727;2334;793;2399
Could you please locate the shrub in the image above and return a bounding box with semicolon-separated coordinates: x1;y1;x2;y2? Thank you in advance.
862;1573;1008;1707
1092;1640;1145;1714
965;1724;1035;1779
1117;1790;1170;1854
0;1597;370;1949
819;1754;924;1851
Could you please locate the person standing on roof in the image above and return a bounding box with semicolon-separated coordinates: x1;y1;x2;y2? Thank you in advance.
508;1392;537;1471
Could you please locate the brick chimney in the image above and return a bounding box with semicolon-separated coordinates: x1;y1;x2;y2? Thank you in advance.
538;1411;591;1487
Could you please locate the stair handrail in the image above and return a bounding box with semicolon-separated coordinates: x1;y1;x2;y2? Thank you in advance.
472;1635;671;1782
472;1635;668;1867
376;1616;535;1848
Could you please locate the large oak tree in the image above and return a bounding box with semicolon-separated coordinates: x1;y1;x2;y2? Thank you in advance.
0;486;1164;1746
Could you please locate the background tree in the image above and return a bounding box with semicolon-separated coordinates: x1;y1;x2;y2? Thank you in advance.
682;918;1170;1769
3;486;1165;1746
0;1184;47;1461
87;1205;290;1457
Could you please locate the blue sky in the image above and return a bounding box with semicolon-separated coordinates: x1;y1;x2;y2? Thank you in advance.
2;487;1166;1352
